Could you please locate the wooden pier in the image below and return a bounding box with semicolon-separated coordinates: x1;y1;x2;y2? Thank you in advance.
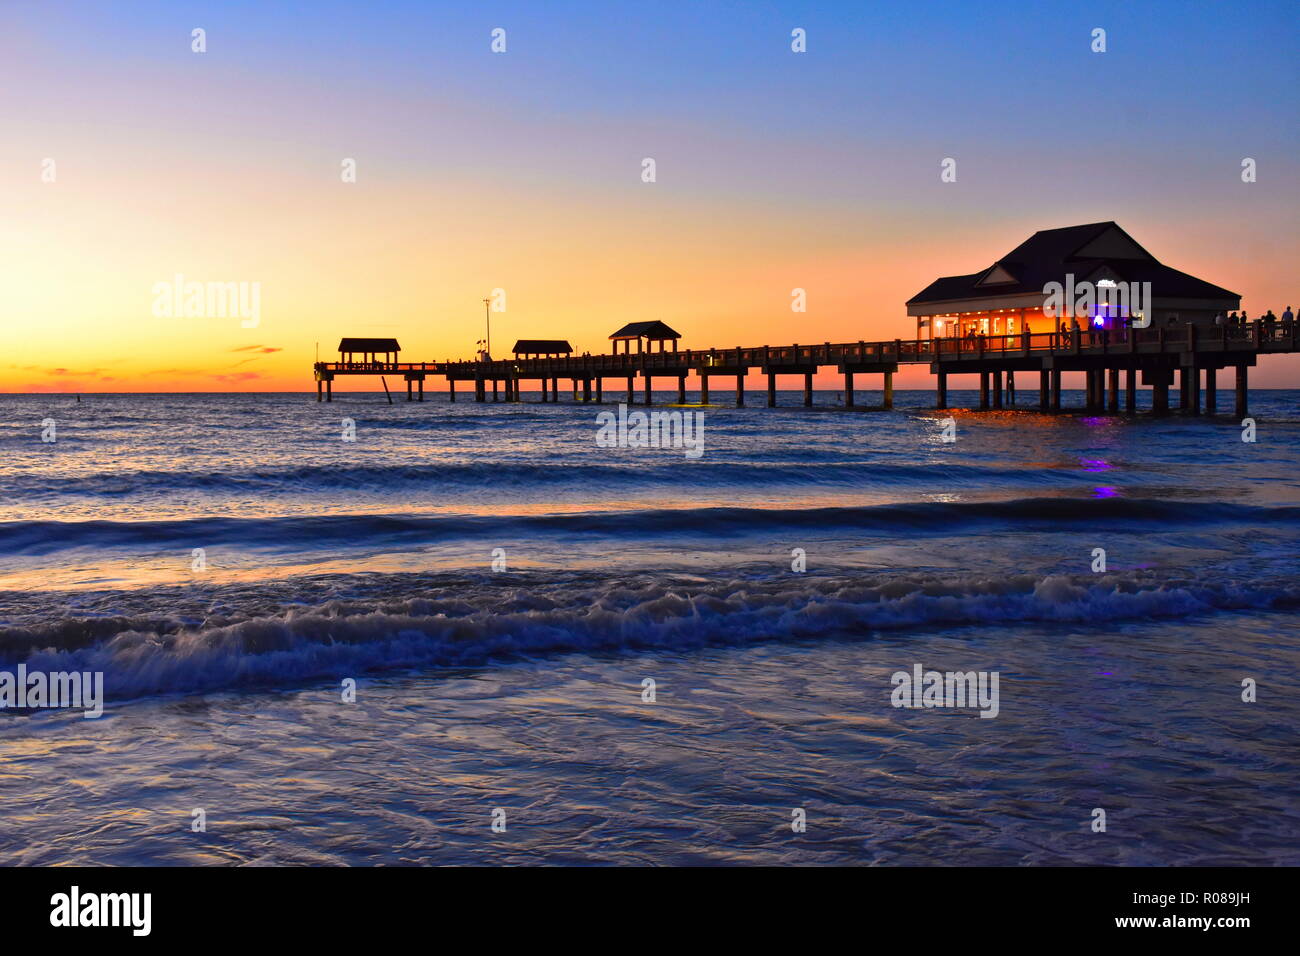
313;322;1296;417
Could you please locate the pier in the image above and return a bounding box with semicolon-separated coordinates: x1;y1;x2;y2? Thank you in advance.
314;321;1296;418
314;225;1296;416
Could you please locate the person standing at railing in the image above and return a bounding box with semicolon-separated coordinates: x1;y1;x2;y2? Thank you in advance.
1263;309;1278;340
1283;306;1294;336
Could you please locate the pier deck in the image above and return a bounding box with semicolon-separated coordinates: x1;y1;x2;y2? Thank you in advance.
313;322;1297;416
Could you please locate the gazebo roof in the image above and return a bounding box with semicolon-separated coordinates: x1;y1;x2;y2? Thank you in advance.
338;337;401;352
513;339;572;354
609;320;680;340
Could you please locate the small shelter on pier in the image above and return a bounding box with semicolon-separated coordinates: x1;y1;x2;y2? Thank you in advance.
513;339;573;358
609;320;681;354
906;222;1240;341
338;337;400;365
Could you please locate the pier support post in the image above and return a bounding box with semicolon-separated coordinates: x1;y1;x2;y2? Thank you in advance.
992;371;1003;409
1125;368;1136;414
701;373;709;405
1107;367;1119;413
551;377;559;402
767;372;776;408
476;379;486;402
317;379;323;402
596;378;603;403
584;378;592;402
326;379;332;402
492;379;499;402
1205;367;1216;414
449;379;456;403
1235;364;1248;419
541;377;548;402
1050;370;1061;411
418;378;424;402
804;372;813;407
736;372;745;407
1152;381;1169;416
936;371;947;410
1007;371;1015;406
573;380;579;401
1038;370;1049;411
844;370;854;408
678;374;686;404
979;372;989;410
883;370;893;410
644;374;653;406
1179;366;1200;415
407;379;413;401
626;375;635;403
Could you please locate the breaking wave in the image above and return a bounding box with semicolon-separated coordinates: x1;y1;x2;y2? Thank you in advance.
2;568;1296;702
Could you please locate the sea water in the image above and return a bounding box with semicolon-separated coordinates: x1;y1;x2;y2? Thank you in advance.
0;388;1296;864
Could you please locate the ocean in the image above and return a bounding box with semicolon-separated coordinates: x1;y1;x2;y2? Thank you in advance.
1;388;1297;865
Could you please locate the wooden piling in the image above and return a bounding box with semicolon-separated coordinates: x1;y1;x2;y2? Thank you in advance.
1152;380;1169;416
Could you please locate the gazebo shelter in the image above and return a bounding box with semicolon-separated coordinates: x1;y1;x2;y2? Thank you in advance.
338;337;400;364
608;320;681;354
906;222;1239;342
513;339;573;358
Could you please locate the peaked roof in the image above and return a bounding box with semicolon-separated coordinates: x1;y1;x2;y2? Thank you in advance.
338;337;400;352
609;320;681;339
513;339;572;354
908;222;1238;305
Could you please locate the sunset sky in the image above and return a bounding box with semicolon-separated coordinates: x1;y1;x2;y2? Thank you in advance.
2;0;1297;392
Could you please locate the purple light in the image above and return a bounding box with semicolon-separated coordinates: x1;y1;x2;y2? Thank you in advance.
1092;486;1119;498
1080;458;1111;472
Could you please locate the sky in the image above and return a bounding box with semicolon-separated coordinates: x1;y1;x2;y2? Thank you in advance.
1;0;1297;392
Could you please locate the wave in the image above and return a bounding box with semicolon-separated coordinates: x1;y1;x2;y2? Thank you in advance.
1;568;1296;702
4;497;1298;554
0;458;1084;498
